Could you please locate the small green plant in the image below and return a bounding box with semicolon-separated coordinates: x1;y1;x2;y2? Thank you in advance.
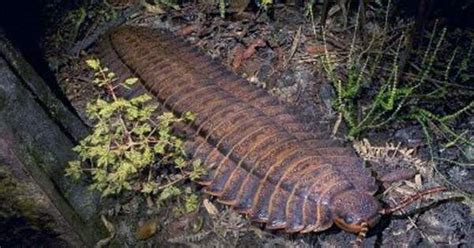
319;1;473;201
321;1;472;140
154;0;180;10
65;59;204;212
220;0;226;18
259;0;273;10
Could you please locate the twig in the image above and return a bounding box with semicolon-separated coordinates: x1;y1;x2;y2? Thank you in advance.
434;157;474;167
283;26;302;68
332;112;343;137
95;215;116;248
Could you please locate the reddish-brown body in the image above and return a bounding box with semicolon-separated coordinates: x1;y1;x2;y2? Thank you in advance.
97;26;381;234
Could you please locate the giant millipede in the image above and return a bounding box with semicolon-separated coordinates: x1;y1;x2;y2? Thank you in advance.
95;26;445;247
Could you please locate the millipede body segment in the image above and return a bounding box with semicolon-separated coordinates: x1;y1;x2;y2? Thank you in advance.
96;26;381;234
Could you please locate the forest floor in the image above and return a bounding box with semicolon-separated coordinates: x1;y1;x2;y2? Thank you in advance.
45;1;472;247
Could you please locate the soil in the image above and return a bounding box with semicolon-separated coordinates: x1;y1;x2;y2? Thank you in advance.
46;1;472;247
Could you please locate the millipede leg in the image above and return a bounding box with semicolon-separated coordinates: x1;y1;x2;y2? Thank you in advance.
352;222;368;248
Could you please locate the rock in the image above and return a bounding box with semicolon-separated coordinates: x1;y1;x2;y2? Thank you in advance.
0;33;105;246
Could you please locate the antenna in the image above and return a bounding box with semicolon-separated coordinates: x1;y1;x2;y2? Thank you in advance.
379;186;447;215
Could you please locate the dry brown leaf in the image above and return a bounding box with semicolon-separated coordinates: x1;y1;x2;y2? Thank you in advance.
203;198;219;215
135;219;158;240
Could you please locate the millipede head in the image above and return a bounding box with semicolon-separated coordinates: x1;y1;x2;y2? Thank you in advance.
332;191;381;234
345;186;447;247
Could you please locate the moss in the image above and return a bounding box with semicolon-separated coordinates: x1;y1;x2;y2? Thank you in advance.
0;167;33;218
0;166;65;246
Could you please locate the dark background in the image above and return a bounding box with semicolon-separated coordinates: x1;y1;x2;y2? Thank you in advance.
0;0;472;81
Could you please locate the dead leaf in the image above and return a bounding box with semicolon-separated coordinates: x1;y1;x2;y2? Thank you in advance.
178;24;200;36
203;198;218;215
144;3;166;14
135;219;158;240
305;44;326;55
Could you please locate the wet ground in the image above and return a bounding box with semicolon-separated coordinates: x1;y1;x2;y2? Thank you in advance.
46;1;472;247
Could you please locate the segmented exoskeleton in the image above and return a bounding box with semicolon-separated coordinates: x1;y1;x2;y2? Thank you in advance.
96;26;444;246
